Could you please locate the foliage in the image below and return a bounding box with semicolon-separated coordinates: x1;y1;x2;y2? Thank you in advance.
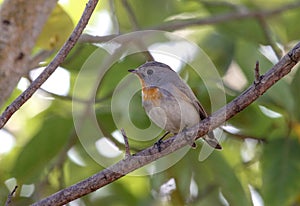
1;0;300;205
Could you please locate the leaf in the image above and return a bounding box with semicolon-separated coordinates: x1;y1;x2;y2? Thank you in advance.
11;115;73;183
64;144;105;185
115;0;180;31
204;152;252;206
234;40;273;81
59;0;88;24
170;150;251;205
259;76;298;118
199;32;235;75
260;79;295;117
290;66;300;121
229;104;278;138
202;3;266;43
36;4;74;50
62;44;98;72
262;138;300;206
270;8;300;43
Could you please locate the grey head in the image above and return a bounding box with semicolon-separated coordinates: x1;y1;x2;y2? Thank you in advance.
128;61;180;87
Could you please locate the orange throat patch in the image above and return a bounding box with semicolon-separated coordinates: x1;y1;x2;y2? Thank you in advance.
142;87;162;105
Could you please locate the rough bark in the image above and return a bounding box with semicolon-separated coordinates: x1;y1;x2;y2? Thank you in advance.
0;0;57;107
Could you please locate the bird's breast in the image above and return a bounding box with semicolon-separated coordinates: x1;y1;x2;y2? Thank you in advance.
142;87;162;106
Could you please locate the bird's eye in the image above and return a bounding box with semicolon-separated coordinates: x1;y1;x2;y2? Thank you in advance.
147;69;153;75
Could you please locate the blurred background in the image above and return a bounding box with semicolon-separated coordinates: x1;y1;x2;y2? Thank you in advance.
1;0;300;205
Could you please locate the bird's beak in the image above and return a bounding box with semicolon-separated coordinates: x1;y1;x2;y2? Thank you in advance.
128;69;137;73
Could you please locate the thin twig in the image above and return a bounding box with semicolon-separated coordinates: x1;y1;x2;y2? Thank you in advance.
120;0;154;61
121;128;131;158
28;84;112;104
256;14;282;59
78;34;118;44
254;61;261;84
151;2;300;31
121;0;139;30
108;0;120;34
5;186;18;206
32;41;300;206
201;1;246;11
28;50;54;70
0;0;99;129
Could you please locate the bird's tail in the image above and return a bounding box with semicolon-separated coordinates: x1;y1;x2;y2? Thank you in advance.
203;131;222;150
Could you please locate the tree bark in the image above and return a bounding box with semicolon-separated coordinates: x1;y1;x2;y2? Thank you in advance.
0;0;57;107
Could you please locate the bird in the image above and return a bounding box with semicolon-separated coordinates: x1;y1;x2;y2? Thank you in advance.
128;61;222;150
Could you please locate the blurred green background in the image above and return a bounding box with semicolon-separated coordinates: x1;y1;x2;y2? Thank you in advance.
1;0;300;205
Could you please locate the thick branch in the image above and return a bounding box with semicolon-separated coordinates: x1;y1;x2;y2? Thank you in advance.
0;0;99;129
32;42;300;206
0;0;57;107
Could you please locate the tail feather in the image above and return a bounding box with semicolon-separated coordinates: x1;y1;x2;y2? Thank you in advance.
203;131;222;150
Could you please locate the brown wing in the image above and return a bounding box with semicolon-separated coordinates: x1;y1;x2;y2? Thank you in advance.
171;80;222;149
173;79;208;120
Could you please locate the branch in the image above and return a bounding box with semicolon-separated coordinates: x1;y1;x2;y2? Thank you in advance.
78;2;300;44
121;0;139;30
32;42;300;206
78;0;155;62
28;50;54;71
254;61;261;84
0;0;99;129
256;14;282;59
78;33;118;44
5;186;18;206
151;1;300;31
121;128;131;158
121;0;154;61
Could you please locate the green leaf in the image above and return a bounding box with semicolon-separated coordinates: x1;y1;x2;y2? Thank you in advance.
170;149;251;205
204;152;252;206
229;104;278;138
11;115;73;183
62;44;98;72
115;0;180;31
262;138;300;206
260;79;295;117
64;144;105;185
200;32;235;75
290;66;300;121
203;3;266;43
36;4;74;50
270;8;300;43
234;40;273;81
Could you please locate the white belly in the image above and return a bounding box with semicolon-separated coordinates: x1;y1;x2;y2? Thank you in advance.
144;98;200;133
